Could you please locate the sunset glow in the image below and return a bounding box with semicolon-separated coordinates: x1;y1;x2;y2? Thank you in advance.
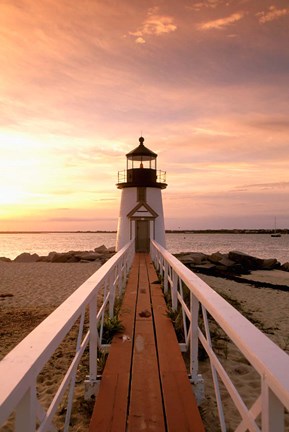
0;0;289;231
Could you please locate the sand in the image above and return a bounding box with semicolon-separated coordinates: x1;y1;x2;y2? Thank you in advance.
199;270;289;351
1;263;289;430
0;261;101;431
197;270;289;431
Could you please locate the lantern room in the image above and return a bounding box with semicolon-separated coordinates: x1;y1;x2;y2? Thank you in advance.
117;137;167;189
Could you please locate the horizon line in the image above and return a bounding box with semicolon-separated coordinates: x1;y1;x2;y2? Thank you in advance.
0;229;288;234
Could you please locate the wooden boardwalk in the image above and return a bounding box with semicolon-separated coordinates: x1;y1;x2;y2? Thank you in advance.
89;253;205;432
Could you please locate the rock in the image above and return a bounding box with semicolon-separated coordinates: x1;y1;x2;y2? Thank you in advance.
2;245;113;265
281;262;289;272
139;309;151;318
176;249;284;278
50;252;80;263
75;252;102;261
14;253;40;262
47;251;57;261
228;251;263;270
176;252;207;265
228;251;281;271
189;252;208;264
36;256;49;262
261;258;280;270
94;245;108;253
0;257;11;262
208;252;224;263
218;257;237;268
176;254;196;265
194;263;217;271
208;253;237;268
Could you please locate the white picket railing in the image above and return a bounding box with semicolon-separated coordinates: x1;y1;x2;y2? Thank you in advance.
0;240;135;432
151;239;289;432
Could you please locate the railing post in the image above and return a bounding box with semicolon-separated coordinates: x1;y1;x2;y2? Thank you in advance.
150;241;155;263
89;296;98;381
262;380;284;432
85;296;99;400
190;292;199;381
164;260;168;294
171;271;178;311
201;305;225;427
15;384;36;432
123;254;127;293
64;312;85;431
159;253;163;278
109;269;116;318
118;260;123;296
190;292;204;405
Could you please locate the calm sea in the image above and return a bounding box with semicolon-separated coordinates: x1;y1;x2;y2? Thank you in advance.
0;232;288;264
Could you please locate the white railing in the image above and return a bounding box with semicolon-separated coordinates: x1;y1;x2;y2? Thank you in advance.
151;240;289;432
0;240;135;432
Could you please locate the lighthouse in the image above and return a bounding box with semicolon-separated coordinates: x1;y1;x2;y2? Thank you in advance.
116;137;167;252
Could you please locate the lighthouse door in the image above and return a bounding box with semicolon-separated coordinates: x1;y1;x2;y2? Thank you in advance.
135;220;150;252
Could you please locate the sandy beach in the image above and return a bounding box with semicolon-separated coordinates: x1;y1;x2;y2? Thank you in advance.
0;261;102;431
1;262;289;430
0;261;102;358
197;270;289;431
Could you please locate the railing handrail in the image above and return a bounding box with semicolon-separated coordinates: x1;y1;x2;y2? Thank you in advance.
0;240;135;428
151;240;289;429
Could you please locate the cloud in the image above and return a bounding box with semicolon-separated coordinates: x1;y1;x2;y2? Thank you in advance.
198;11;245;30
257;6;289;24
129;7;177;43
190;0;231;12
135;37;146;44
248;117;289;132
192;127;236;137
48;217;117;222
237;182;289;191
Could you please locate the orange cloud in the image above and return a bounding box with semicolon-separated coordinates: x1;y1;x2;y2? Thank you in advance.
190;0;229;11
129;7;177;43
135;37;146;44
198;11;245;30
256;6;289;24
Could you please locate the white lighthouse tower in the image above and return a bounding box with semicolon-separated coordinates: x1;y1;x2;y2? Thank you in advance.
116;137;167;252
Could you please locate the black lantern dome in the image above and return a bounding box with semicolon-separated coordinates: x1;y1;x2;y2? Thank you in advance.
126;137;157;161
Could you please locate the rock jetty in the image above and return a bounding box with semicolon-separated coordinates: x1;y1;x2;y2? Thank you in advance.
175;250;289;276
0;245;115;264
1;247;289;278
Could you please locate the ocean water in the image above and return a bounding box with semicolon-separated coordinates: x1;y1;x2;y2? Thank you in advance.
166;233;289;264
0;232;289;264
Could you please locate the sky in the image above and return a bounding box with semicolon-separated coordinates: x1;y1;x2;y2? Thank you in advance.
0;0;289;231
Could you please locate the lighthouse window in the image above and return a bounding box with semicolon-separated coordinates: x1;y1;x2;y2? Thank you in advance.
137;187;146;202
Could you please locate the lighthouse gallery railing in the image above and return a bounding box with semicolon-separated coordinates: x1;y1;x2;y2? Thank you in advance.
117;169;166;184
151;239;289;432
0;240;134;432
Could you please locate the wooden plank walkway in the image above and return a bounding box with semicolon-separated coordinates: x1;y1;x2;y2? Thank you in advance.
89;253;205;432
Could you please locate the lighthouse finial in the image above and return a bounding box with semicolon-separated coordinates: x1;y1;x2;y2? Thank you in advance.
139;136;144;144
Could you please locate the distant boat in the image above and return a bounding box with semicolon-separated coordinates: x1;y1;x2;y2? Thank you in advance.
271;217;281;237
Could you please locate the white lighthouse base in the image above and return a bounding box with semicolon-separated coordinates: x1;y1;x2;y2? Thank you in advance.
116;187;166;251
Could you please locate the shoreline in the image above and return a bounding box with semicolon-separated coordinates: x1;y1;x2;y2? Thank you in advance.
1;229;288;234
